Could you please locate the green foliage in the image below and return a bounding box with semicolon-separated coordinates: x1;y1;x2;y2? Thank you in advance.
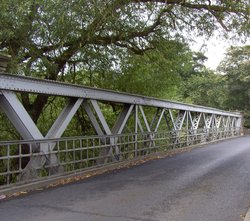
243;111;250;128
219;45;250;111
0;1;249;136
0;1;249;185
218;45;250;127
62;40;197;99
180;45;250;128
0;0;249;123
105;40;194;99
181;71;228;109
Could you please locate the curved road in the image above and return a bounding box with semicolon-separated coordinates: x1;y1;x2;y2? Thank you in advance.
1;136;250;221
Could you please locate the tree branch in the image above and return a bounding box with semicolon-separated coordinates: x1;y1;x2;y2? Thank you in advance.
133;0;248;15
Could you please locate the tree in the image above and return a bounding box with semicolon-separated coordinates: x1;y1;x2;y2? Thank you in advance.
97;40;195;99
219;45;250;110
0;0;249;122
218;45;250;127
180;70;228;109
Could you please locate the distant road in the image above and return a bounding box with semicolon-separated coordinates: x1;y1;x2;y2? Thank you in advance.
1;136;250;221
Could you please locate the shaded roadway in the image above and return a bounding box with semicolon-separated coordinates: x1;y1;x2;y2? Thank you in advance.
1;136;250;221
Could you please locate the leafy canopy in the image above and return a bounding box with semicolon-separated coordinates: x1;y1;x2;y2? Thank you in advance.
0;0;249;122
0;0;249;79
219;45;250;111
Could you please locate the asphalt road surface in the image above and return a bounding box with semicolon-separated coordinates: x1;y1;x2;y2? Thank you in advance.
1;136;250;221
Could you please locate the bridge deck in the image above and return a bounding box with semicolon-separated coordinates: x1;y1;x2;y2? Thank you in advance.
0;136;250;221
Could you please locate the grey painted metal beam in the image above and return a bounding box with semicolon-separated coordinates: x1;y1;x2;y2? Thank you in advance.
90;100;112;135
44;98;83;167
0;94;84;178
46;98;83;139
0;91;44;143
112;104;134;134
0;91;52;179
82;101;104;136
0;73;241;117
139;105;151;132
154;109;165;132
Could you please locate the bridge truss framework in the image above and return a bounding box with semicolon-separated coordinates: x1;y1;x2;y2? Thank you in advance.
0;73;243;187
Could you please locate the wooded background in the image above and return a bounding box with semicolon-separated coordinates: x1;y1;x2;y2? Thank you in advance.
0;0;249;140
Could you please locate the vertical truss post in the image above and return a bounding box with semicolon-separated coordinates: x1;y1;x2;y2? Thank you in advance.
138;105;155;154
203;113;213;141
149;108;165;151
226;117;230;137
171;110;186;147
169;109;177;147
223;116;228;138
186;111;189;145
210;114;217;141
225;116;231;137
134;105;138;157
226;116;231;137
187;112;201;145
231;117;236;136
221;116;226;138
214;115;222;139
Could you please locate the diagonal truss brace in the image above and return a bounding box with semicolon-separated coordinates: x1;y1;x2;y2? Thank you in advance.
186;112;202;144
188;112;202;130
0;91;44;145
83;100;134;161
0;90;83;178
0;74;243;182
26;97;83;177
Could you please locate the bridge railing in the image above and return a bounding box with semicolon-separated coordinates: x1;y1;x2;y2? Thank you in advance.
0;127;241;187
0;64;243;189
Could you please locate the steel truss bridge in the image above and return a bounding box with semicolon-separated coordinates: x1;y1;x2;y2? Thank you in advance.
0;73;243;188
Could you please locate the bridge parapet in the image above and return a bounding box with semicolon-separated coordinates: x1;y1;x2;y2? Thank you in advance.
0;73;243;188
